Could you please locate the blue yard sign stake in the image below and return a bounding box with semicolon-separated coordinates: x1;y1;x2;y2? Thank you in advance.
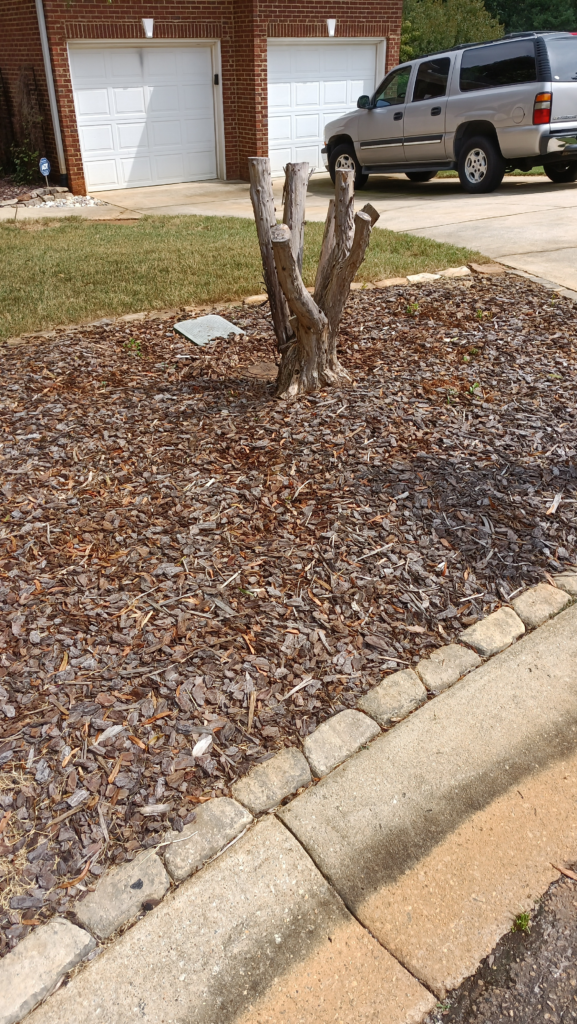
39;157;51;189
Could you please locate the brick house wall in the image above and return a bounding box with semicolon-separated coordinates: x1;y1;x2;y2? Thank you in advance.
0;0;59;173
0;0;402;194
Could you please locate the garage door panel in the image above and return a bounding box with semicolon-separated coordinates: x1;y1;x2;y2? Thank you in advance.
113;88;146;116
109;49;143;78
295;82;320;107
80;124;115;153
117;122;148;150
181;84;214;113
268;40;378;173
84;159;119;189
269;115;292;143
183;117;217;147
323;81;348;105
151;120;182;147
295;113;320;139
76;88;110;117
69;45;218;190
269;83;291;110
69;50;106;80
147;85;179;113
121;155;152;183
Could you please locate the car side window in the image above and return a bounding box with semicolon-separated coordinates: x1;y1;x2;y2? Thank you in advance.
412;57;451;102
460;40;536;92
373;66;413;107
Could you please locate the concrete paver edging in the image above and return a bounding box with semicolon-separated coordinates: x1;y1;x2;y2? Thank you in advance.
1;570;577;1020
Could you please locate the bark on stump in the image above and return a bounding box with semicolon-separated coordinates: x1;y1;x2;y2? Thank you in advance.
248;157;379;399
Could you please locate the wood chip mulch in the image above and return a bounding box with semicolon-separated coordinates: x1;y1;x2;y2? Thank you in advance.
1;273;576;955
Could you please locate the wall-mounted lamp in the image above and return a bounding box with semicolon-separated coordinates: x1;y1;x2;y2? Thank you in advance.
142;18;154;38
326;18;336;36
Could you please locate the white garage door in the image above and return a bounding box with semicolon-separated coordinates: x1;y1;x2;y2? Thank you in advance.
267;41;378;175
69;46;218;191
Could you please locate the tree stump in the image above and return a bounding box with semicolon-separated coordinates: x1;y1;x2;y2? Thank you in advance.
248;157;379;399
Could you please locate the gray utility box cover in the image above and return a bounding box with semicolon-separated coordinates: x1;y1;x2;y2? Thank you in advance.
174;315;245;347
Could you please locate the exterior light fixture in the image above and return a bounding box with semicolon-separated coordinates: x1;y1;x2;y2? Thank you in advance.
326;18;336;36
142;18;154;38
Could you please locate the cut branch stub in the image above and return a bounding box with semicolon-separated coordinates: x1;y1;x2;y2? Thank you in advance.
248;157;292;352
282;162;309;274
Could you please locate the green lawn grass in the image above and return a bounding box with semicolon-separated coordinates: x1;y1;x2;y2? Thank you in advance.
439;166;546;177
0;214;484;342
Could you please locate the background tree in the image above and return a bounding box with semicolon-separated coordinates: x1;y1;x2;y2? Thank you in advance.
400;0;503;61
484;0;576;32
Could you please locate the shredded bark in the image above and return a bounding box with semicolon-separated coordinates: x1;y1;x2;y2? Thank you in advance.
0;274;576;954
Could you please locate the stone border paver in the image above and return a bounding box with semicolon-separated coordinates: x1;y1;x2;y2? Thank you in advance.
2;572;577;1023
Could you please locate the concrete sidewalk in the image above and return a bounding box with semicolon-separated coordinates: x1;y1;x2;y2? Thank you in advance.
94;171;577;291
13;584;577;1024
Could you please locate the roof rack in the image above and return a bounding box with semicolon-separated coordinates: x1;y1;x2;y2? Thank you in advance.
413;29;572;61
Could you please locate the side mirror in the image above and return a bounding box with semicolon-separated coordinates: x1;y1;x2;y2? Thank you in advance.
357;94;371;109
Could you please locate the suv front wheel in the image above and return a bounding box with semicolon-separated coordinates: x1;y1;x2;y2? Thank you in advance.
329;143;368;189
458;135;505;194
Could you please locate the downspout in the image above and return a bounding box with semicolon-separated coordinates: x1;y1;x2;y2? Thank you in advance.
34;0;67;185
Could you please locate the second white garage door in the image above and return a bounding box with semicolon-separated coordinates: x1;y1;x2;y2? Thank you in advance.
267;41;380;175
68;45;219;191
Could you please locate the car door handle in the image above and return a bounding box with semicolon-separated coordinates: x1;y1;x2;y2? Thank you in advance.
431;106;442;116
393;111;403;121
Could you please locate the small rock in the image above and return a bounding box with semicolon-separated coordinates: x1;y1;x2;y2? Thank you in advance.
407;272;441;283
459;606;525;657
357;668;427;725
374;277;408;287
303;709;380;778
74;849;169;939
438;266;471;278
511;583;570;629
232;747;311;813
0;917;95;1024
243;293;268;305
553;572;577;598
29;630;41;645
468;262;506;276
163;797;252;882
416;644;481;693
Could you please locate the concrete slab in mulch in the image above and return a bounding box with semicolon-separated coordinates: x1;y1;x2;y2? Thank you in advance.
511;582;570;629
231;747;311;814
163;797;252;882
173;314;245;346
74;849;169;940
278;603;577;997
26;818;434;1024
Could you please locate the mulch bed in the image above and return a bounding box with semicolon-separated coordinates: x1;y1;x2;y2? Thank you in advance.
0;177;39;203
1;274;576;955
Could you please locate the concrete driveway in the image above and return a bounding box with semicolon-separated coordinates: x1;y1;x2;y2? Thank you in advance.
98;171;577;291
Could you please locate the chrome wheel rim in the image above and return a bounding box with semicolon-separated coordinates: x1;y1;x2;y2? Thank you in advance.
465;148;488;184
335;153;356;173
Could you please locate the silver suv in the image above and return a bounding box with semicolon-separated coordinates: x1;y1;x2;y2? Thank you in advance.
322;31;577;193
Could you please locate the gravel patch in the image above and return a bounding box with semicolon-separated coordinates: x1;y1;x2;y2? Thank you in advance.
0;273;576;955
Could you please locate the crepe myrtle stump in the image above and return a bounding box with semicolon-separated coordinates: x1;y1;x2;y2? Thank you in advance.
248;157;379;399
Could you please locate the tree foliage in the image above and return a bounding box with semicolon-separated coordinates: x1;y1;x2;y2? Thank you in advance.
484;0;576;32
400;0;503;62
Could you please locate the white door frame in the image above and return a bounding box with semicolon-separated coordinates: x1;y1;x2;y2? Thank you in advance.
67;38;226;183
267;37;387;93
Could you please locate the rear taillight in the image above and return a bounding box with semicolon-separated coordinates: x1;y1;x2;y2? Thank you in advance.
533;92;551;125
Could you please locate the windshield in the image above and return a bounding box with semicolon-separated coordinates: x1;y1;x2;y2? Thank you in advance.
546;36;577;82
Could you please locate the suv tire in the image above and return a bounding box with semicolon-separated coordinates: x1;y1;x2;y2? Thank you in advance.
544;163;577;183
405;171;438;182
458;135;505;194
329;143;369;189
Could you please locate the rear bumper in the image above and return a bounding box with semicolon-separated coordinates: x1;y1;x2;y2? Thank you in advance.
542;129;577;156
